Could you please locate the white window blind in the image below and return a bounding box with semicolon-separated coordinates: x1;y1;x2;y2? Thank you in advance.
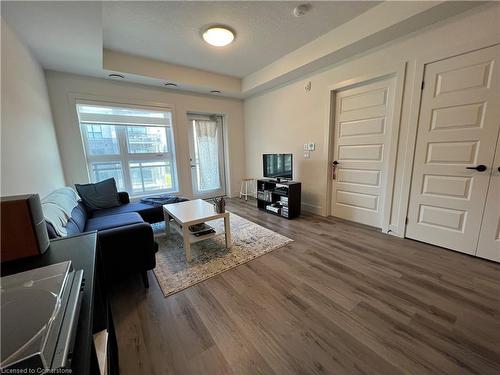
76;103;179;196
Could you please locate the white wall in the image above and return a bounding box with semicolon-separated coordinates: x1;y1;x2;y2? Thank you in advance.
244;4;500;234
45;71;245;198
1;19;65;197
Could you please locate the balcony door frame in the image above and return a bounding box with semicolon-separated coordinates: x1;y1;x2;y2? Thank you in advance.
187;113;227;199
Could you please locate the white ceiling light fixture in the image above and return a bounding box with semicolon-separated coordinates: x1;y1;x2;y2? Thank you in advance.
202;25;235;47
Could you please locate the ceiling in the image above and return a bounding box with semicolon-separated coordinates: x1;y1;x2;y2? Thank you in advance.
102;1;379;78
1;1;485;98
1;1;102;77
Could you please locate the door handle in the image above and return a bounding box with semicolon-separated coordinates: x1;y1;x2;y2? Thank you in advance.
332;160;339;180
466;165;487;172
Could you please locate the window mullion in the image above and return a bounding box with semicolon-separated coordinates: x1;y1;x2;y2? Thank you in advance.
165;126;178;191
140;162;145;193
116;126;132;193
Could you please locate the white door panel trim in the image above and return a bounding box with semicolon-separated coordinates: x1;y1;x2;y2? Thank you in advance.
406;45;500;254
476;127;500;261
324;62;407;232
330;73;401;228
395;42;500;238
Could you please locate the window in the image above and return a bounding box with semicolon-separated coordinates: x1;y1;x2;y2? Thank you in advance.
84;125;120;155
77;103;178;195
90;162;125;190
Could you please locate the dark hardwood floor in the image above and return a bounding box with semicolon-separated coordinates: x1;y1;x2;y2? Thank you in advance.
110;198;500;375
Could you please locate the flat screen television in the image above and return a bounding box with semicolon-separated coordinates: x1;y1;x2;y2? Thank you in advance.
263;153;293;180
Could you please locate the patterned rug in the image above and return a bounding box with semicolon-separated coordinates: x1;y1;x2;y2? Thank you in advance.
151;212;293;297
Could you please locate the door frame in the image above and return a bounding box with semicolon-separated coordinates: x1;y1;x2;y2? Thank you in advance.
186;112;228;199
397;42;500;238
323;62;406;233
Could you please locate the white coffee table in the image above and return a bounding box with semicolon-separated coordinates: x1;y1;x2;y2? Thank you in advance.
162;199;232;262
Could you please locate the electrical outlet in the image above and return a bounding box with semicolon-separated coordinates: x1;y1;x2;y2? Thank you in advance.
304;150;310;159
308;143;315;151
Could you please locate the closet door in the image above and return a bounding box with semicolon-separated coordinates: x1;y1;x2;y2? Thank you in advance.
406;45;500;254
476;129;500;261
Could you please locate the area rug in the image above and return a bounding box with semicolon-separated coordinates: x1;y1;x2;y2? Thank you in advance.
151;213;293;297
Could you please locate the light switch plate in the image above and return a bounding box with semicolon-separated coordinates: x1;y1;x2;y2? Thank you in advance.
303;143;309;150
308;143;315;151
304;150;310;159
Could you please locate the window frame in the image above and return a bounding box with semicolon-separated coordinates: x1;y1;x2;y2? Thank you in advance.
77;102;179;197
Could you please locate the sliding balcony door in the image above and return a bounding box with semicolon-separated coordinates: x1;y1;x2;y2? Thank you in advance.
187;114;226;199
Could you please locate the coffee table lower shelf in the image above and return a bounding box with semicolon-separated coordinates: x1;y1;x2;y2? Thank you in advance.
168;220;225;245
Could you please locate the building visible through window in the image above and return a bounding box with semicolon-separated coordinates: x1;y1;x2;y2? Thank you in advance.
77;103;178;195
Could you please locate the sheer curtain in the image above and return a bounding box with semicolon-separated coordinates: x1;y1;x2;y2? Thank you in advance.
194;119;220;191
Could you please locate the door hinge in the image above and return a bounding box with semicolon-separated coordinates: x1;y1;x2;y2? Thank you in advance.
405;217;409;224
421;81;425;90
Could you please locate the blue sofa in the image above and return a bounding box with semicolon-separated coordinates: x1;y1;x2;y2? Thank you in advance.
46;191;186;287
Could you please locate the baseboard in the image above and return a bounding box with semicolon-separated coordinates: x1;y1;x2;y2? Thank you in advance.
386;224;404;238
301;202;324;216
229;191;256;199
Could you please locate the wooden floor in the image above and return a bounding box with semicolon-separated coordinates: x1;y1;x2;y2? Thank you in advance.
110;198;500;375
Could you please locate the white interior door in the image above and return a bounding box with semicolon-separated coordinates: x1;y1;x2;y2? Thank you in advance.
476;129;500;261
187;114;226;199
406;45;500;254
330;76;397;228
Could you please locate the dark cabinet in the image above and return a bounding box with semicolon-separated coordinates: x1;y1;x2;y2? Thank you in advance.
1;232;119;375
256;179;301;219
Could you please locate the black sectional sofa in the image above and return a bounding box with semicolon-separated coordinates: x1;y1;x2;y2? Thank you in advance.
46;191;186;287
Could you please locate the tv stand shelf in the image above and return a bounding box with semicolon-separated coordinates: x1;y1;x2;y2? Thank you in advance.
256;179;301;219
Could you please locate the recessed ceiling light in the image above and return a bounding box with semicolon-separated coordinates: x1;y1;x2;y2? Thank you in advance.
202;26;235;47
108;73;124;79
164;82;178;87
210;90;221;94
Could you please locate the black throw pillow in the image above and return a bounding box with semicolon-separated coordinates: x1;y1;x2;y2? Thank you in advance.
75;178;121;211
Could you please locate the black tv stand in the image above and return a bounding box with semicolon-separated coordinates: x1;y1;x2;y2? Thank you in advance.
256;179;301;219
